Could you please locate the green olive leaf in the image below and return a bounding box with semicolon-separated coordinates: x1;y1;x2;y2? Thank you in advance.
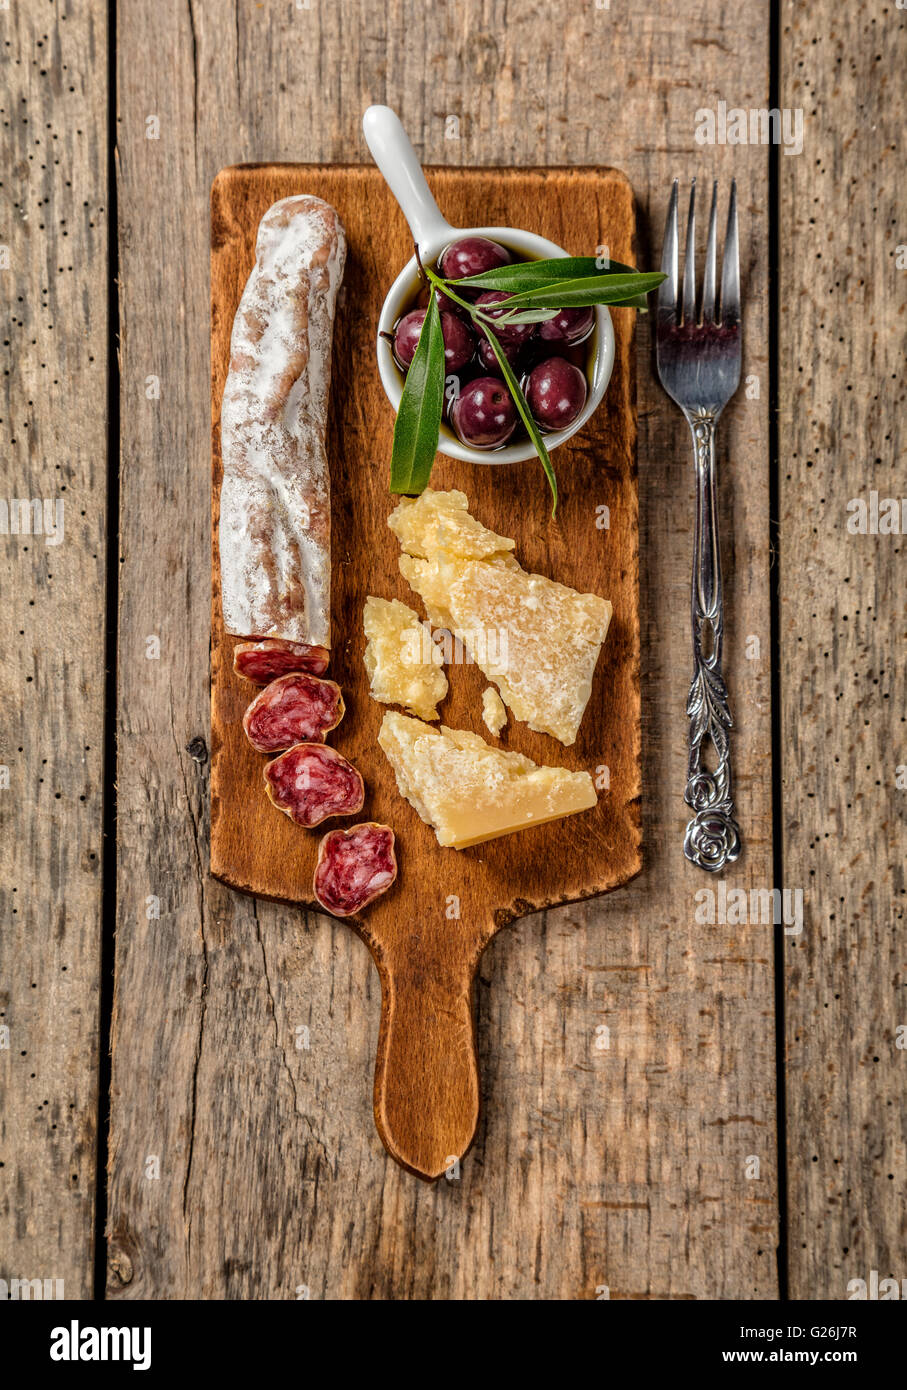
455;256;645;291
492;307;560;326
389;295;445;495
498;271;666;310
481;327;559;517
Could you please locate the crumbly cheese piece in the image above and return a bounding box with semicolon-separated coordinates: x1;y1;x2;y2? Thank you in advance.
391;488;611;746
482;687;507;737
388;489;515;561
442;560;611;746
398;557;611;746
377;711;597;849
398;550;520;631
363;596;447;721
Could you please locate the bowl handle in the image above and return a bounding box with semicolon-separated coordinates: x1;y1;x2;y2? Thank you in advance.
362;105;454;257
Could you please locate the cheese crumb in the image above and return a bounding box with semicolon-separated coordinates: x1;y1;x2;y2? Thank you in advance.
363;596;448;721
482;687;507;737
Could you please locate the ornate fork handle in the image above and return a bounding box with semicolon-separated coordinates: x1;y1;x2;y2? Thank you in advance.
682;408;741;872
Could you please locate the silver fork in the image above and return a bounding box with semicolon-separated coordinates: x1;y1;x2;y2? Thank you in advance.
655;178;742;872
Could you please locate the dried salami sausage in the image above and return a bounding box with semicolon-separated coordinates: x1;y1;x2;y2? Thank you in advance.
233;638;329;684
313;823;397;917
264;743;363;828
219;196;346;649
243;672;344;753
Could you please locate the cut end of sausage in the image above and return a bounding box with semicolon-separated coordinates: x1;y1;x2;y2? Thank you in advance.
264;742;364;828
233;639;330;684
313;822;397;918
243;672;344;753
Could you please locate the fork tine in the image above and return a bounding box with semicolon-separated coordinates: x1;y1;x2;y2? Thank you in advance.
720;178;740;326
701;180;719;322
658;179;679;318
682;179;696;324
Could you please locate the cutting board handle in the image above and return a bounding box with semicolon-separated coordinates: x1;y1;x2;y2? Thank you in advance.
371;931;481;1181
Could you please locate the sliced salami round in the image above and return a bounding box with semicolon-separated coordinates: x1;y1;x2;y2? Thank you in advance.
313;823;397;918
243;672;344;753
233;639;330;685
264;743;364;828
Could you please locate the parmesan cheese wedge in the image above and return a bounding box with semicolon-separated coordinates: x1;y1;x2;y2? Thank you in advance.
363;596;448;721
377;711;597;850
391;490;612;746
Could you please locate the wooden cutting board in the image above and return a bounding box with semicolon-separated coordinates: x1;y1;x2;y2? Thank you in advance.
211;164;641;1180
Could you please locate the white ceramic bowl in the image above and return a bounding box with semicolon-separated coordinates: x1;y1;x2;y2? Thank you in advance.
363;106;615;467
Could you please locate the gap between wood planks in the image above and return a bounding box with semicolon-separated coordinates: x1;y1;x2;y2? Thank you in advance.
93;0;120;1302
767;0;790;1304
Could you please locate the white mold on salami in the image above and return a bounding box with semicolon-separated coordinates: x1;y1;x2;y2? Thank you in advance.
264;742;363;828
220;196;346;649
233;638;330;684
313;822;397;918
243;672;344;753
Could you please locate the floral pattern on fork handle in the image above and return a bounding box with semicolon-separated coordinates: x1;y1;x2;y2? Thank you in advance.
682;407;741;872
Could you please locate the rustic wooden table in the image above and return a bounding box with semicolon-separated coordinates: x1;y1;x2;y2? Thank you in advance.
1;1;903;1301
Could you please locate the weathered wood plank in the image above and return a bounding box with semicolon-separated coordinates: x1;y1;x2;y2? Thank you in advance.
0;3;108;1297
109;0;776;1298
779;1;907;1298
